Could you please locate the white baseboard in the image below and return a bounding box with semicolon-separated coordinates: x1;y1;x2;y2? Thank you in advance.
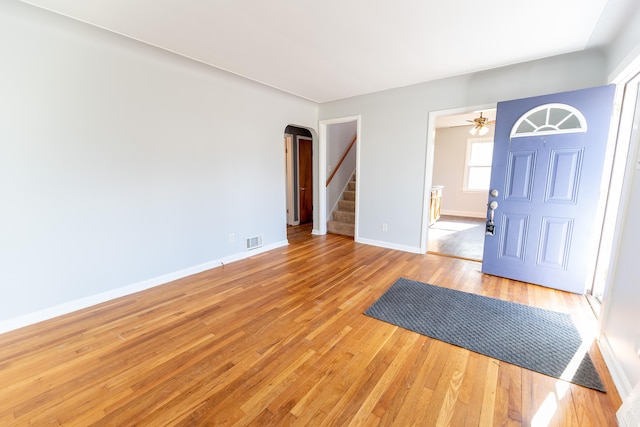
440;209;485;218
598;334;632;398
219;240;288;265
0;240;288;335
617;381;640;426
356;237;424;254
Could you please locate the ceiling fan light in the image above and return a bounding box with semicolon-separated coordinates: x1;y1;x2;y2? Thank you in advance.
469;126;478;135
478;125;489;136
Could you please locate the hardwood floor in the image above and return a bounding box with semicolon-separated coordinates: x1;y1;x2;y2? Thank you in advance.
0;228;621;425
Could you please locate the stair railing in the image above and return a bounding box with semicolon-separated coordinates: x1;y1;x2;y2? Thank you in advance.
326;134;357;187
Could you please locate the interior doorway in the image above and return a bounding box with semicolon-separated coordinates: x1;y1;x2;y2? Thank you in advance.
426;106;496;261
298;138;313;224
591;69;640;309
319;116;361;237
425;87;624;298
284;125;314;238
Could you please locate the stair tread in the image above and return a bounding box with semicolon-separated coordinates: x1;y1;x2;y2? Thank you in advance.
327;220;355;237
328;172;356;237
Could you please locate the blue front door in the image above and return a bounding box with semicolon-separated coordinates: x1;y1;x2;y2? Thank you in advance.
482;85;616;293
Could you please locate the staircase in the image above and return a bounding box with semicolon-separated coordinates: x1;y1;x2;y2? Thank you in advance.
327;175;355;237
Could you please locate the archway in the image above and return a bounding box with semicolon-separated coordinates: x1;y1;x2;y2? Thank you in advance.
284;125;316;238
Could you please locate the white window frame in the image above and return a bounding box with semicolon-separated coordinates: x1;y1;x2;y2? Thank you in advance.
510;103;587;138
463;136;494;192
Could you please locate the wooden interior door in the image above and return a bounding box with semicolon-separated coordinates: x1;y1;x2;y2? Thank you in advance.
299;139;313;224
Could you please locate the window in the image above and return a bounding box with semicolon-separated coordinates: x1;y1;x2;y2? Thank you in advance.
463;137;494;192
511;103;587;138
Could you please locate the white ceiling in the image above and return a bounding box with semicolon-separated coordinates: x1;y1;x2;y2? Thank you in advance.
19;0;635;103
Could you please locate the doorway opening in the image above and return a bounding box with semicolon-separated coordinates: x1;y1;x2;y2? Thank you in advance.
319;116;361;238
284;125;314;240
590;68;640;314
426;86;622;297
425;106;496;261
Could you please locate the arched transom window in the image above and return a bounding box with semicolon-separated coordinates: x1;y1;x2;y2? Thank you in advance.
510;103;587;138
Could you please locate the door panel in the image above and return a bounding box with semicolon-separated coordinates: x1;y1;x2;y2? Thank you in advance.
506;151;535;200
546;149;582;203
482;85;616;293
299;139;313;224
538;217;572;269
499;213;528;261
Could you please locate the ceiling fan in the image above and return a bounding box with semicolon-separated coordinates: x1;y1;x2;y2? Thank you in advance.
467;112;494;136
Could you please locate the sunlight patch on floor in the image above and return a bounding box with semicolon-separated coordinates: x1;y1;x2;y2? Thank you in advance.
532;392;558;427
427;228;459;238
430;221;480;232
531;336;595;426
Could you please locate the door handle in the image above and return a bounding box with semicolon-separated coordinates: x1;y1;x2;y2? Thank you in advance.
300;187;305;191
489;201;498;222
486;201;498;236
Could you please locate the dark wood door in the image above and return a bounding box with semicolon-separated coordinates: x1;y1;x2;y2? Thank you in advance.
299;139;313;224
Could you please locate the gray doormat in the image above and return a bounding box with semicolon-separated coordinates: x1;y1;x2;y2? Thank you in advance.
364;278;605;391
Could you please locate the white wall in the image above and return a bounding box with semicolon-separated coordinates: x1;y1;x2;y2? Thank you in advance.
319;50;608;251
606;3;640;80
0;1;318;326
433;126;495;218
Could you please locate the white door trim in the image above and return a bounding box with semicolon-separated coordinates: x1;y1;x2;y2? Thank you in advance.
421;104;496;253
597;70;640;400
284;134;298;225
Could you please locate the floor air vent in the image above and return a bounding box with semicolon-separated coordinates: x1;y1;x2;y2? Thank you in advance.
245;235;263;251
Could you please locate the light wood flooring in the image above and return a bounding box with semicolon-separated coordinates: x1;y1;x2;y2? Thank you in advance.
0;226;621;425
